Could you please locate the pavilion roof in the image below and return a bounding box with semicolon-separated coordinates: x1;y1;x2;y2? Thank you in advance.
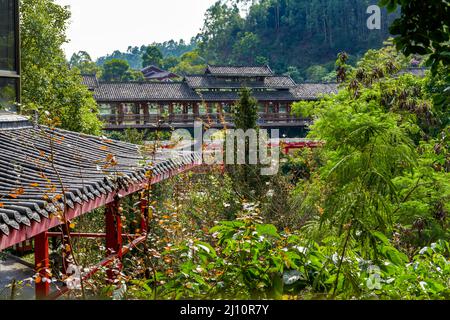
0;115;201;249
198;90;298;102
290;83;339;100
185;75;296;89
205;65;273;77
94;82;201;102
141;65;179;80
81;74;99;90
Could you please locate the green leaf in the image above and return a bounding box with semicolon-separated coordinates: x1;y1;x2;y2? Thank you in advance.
256;224;280;238
371;231;390;245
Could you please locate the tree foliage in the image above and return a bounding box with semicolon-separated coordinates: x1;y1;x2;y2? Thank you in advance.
293;45;449;253
169;50;206;75
100;59;143;82
142;46;164;68
69;51;100;75
198;0;397;78
20;0;102;134
380;0;450;126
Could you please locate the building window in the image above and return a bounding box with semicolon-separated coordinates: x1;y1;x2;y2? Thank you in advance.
0;77;17;109
0;0;20;112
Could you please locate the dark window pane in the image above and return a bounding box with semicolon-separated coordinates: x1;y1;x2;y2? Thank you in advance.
0;0;16;72
0;77;17;112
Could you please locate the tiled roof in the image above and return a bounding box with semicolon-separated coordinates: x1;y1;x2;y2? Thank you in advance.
81;74;99;90
141;65;179;80
198;90;297;102
290;83;339;100
0;112;33;130
206;65;273;77
141;65;165;74
94;82;201;102
0;124;201;246
145;71;178;80
185;75;296;89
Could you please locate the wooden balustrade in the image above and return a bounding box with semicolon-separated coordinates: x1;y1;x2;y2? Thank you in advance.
100;112;307;128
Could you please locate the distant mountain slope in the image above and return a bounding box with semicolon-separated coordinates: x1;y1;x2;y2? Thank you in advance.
197;0;398;80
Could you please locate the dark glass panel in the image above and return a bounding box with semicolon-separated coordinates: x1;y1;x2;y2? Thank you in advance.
0;77;17;111
0;0;16;72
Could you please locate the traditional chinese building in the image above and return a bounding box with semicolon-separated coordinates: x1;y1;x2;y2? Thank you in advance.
82;66;339;130
141;65;179;81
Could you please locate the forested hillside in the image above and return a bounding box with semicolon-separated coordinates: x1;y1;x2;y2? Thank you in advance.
96;39;197;70
198;0;397;80
89;0;397;82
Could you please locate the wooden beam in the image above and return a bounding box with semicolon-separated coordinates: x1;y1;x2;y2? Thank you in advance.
0;162;200;251
105;199;123;282
118;103;124;125
144;103;150;124
140;197;149;233
34;231;50;300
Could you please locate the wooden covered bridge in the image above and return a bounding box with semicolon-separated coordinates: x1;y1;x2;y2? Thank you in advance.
82;65;338;131
0;112;202;299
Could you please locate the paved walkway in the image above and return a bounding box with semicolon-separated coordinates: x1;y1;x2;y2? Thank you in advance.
0;254;35;300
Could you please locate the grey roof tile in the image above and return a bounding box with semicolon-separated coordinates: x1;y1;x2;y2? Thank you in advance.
81;74;99;90
185;75;296;89
94;82;200;102
0;125;201;245
206;65;273;77
290;83;339;100
198;89;297;102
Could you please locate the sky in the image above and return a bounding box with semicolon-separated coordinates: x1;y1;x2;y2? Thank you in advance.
55;0;218;60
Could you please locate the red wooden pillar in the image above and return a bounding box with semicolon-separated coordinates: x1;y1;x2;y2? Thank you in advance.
140;197;149;233
105;200;123;282
193;103;199;117
264;102;269;123
287;103;292;122
168;103;174;123
34;231;50;300
275;102;280;120
61;223;71;276
133;102;140;124
118;103;125;125
183;103;188;122
143;102;149;124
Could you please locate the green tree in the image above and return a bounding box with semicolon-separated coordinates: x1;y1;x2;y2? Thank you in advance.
100;59;143;81
227;88;267;203
142;45;163;68
69;51;100;75
232;32;260;64
20;0;102;134
381;0;450;72
198;0;396;74
284;66;303;83
305;65;328;82
199;2;244;64
161;56;180;71
232;88;258;131
170;50;206;75
292;45;449;260
380;0;450;128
